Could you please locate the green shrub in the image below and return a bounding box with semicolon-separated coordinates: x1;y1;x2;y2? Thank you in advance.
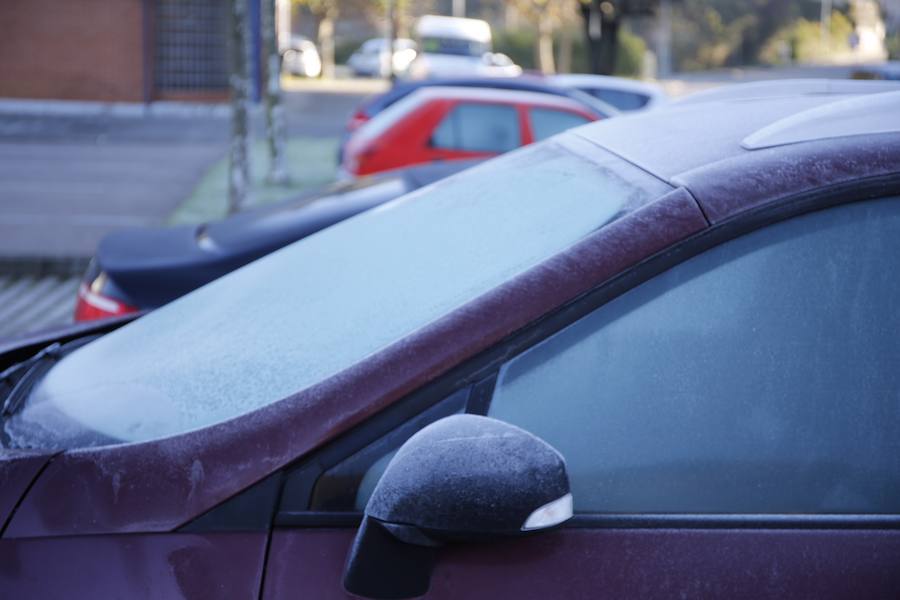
335;38;366;65
887;32;900;60
493;29;540;70
760;11;854;65
615;27;646;77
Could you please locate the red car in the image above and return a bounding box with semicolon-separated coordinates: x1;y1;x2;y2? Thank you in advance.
341;86;599;176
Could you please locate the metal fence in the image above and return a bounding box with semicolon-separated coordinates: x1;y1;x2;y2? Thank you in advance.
154;0;230;93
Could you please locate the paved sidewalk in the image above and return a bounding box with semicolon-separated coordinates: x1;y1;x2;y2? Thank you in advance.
0;82;374;259
0;140;225;257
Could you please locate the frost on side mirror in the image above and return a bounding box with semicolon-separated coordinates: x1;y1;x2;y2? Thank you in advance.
342;414;572;599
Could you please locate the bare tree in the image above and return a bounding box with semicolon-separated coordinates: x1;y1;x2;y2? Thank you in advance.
293;0;340;78
296;0;403;78
228;0;251;214
509;0;574;74
263;0;289;184
386;0;397;81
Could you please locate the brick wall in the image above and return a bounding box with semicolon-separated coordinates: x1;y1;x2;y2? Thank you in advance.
0;0;146;102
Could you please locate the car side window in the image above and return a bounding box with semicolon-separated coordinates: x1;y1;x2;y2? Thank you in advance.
530;107;591;142
488;197;900;515
586;88;649;111
308;387;469;511
431;102;520;153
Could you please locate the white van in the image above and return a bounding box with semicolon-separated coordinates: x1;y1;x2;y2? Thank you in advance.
405;15;521;80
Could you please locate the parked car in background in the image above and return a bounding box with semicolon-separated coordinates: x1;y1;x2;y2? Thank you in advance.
548;74;667;111
2;81;900;599
282;35;321;78
338;76;618;162
347;38;417;78
73;160;482;321
406;15;521;79
344;76;617;133
851;61;900;81
341;86;599;177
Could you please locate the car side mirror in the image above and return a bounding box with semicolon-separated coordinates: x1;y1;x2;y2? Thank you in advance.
342;414;572;599
482;52;514;67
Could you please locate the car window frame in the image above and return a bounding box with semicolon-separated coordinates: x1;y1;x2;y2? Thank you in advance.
183;175;900;533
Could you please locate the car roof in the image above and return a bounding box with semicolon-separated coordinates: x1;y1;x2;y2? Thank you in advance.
672;78;900;106
548;73;666;99
405;85;595;110
574;82;900;183
572;81;900;226
360;76;604;116
361;38;415;49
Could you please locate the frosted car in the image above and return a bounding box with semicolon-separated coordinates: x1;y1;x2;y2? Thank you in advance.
2;80;900;599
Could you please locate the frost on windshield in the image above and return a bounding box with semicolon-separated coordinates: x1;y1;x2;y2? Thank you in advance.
7;137;663;449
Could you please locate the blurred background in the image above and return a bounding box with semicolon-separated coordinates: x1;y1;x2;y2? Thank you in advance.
0;0;897;338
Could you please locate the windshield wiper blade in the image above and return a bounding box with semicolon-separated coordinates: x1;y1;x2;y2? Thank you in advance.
0;342;63;418
1;335;99;420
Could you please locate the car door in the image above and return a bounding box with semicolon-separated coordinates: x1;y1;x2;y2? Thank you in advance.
261;194;900;598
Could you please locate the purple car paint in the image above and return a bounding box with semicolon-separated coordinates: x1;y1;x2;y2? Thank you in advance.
679;135;900;223
263;529;900;599
0;532;267;599
0;450;54;534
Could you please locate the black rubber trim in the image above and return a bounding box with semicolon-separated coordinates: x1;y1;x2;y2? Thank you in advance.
177;472;283;533
567;514;900;530
276;386;472;517
466;373;498;416
305;388;469;512
278;511;363;528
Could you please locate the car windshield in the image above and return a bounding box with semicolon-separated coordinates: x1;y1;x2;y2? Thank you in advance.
3;135;667;450
420;36;489;57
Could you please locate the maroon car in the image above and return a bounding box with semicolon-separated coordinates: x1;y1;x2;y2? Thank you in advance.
2;80;900;599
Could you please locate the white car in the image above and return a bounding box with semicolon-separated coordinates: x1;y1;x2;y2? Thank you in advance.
548;74;667;111
347;38;417;78
405;15;521;80
282;36;322;78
